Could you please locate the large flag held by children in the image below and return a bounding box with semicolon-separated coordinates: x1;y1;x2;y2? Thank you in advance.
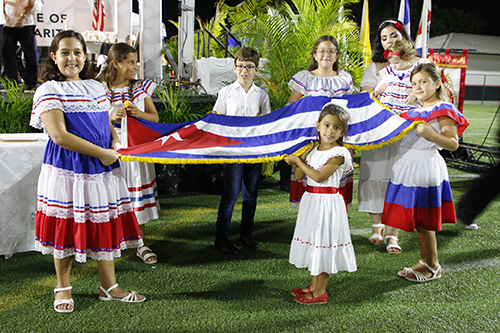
117;94;419;165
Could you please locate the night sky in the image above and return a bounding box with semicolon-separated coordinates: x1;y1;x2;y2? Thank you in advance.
154;0;499;38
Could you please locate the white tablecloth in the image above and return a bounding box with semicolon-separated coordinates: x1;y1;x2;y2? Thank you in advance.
0;133;48;258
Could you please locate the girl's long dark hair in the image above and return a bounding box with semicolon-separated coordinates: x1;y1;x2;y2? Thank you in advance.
99;43;138;96
40;30;90;82
372;19;412;63
308;35;340;72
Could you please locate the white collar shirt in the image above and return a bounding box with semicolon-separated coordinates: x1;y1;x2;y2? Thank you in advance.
213;80;271;117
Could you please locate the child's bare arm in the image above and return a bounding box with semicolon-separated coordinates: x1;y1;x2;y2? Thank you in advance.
126;97;159;122
288;155;344;184
370;82;388;99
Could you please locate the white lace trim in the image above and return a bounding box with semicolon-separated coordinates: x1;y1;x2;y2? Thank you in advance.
36;239;144;263
36;164;135;222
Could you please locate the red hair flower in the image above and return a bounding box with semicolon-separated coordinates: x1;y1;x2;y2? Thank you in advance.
395;22;404;31
384;49;389;59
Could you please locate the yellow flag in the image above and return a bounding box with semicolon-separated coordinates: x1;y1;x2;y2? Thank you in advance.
360;0;372;68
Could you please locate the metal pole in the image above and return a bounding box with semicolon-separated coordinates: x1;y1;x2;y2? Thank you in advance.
481;74;486;105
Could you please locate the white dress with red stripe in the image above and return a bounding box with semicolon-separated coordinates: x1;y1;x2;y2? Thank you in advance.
289;146;357;276
30;80;143;263
382;101;469;232
104;80;160;225
288;70;355;208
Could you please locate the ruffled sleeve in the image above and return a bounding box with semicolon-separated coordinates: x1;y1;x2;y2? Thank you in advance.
314;146;353;174
360;62;380;90
399;101;469;136
331;146;353;174
106;80;157;106
30;81;63;130
288;70;310;95
131;80;157;103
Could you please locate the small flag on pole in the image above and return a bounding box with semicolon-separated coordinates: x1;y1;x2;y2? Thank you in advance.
397;0;411;39
415;0;431;57
92;0;106;31
360;0;372;68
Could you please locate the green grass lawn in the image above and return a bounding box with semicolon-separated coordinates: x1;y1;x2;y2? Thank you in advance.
1;105;499;333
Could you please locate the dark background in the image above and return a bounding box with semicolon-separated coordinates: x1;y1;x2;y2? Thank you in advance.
133;0;499;39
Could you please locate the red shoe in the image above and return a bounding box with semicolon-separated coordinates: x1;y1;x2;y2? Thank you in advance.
294;292;328;305
291;286;312;297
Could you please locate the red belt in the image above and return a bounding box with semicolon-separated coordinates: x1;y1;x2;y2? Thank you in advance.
306;185;339;194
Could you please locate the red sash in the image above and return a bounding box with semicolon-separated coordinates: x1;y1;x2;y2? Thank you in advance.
306;185;339;194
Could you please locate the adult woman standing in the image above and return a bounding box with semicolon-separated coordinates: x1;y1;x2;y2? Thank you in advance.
359;19;412;253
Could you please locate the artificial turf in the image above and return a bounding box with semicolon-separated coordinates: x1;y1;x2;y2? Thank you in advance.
0;104;499;332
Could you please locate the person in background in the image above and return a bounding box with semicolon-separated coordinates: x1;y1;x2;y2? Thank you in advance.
2;0;40;90
213;47;271;255
456;125;500;230
358;19;414;254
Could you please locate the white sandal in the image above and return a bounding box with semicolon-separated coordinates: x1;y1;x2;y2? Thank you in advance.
99;284;146;303
398;260;425;277
53;286;74;314
137;246;157;264
368;223;384;244
384;235;402;254
405;262;442;282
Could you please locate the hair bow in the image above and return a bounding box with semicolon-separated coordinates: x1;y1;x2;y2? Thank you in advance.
395;22;404;31
384;49;389;60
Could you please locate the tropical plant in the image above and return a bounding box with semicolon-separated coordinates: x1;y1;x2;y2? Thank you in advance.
224;0;363;110
0;78;38;133
155;84;214;124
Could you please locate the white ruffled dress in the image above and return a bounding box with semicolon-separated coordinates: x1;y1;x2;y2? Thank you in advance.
104;80;160;224
289;146;357;276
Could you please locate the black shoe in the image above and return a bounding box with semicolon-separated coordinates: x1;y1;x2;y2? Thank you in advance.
215;237;238;255
240;234;259;249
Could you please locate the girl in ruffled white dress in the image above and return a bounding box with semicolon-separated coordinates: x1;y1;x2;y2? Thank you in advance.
30;31;145;314
383;63;469;282
287;35;355;208
99;43;160;264
284;103;357;305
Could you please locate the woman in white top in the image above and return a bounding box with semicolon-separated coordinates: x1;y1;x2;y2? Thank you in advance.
359;19;413;254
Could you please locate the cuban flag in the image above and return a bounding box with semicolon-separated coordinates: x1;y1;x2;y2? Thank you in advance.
117;94;418;165
415;0;432;57
92;0;106;32
397;0;411;39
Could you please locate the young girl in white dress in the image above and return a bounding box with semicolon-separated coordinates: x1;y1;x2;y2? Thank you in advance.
383;63;469;282
99;43;160;264
30;30;145;314
287;35;355;208
284;103;357;305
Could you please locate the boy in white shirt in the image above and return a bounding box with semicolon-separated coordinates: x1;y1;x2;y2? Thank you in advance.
214;47;271;254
